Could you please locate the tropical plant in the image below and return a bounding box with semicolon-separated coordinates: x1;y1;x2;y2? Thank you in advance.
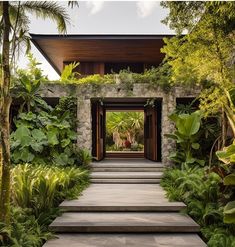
161;166;235;245
12;53;50;113
54;96;78;130
166;111;205;167
11;164;89;216
216;141;235;224
10;110;77;166
76;149;93;167
202;226;235;247
0;207;52;247
106;111;144;149
60;62;80;82
0;1;74;226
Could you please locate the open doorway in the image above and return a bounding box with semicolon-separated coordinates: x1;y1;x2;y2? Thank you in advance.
91;98;162;162
105;110;144;157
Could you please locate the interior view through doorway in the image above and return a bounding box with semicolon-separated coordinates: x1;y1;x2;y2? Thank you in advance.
91;98;162;162
105;110;144;157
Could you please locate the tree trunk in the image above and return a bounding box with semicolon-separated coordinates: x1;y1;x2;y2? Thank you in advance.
0;1;12;226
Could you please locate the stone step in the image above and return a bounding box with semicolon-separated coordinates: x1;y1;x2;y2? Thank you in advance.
91;178;161;183
91;172;163;179
43;233;207;247
60;202;186;212
92;167;164;172
90;162;163;168
49;212;200;233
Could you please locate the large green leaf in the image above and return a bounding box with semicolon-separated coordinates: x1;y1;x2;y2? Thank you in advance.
61;139;71;148
216;142;235;164
224;201;235;224
32;129;46;142
30;141;44;152
192;143;200;150
14;125;30;140
224;173;235;186
13;148;35;162
47;129;59;145
176;111;201;136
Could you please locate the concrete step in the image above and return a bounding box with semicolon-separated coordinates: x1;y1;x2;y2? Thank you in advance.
60;202;186;212
91;172;163;179
43;233;207;247
92;167;164;172
90;178;161;183
90;162;163;168
49;212;200;233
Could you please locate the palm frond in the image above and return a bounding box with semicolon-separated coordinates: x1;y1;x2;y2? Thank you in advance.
21;1;70;33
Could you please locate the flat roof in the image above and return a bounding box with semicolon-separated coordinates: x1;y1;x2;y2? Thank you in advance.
30;34;174;75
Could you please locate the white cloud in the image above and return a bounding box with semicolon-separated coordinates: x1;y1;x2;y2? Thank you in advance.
137;1;158;18
86;1;105;15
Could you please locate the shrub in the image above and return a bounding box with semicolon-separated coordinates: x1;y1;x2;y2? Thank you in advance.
161;166;234;245
76;149;92;166
11;164;89;216
11;111;77;166
0;207;52;247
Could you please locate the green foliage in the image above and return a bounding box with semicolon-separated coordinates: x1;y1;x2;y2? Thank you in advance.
202;225;235;247
118;64;172;92
12;53;49;113
166;111;205;166
76;149;92;167
161;166;235;245
0;163;89;246
217;141;235;164
59;72;115;85
0;207;52;247
161;2;235;135
54;96;78;130
60;62;80;81
10;110;77;166
106;111;144;151
216;141;235;224
11;164;89;216
78;74;114;85
57;63;172;92
175;103;197;115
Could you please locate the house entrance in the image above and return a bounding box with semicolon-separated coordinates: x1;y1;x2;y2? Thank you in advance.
91;98;162;162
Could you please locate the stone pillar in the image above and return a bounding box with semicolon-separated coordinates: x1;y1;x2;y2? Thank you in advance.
77;98;92;152
161;90;176;166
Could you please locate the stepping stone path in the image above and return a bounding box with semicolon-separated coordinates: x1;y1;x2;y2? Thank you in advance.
44;159;206;247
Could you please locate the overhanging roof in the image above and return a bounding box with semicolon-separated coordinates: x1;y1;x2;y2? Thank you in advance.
30;34;174;75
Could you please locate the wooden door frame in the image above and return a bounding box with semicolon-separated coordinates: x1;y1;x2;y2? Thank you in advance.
144;105;157;161
91;98;161;161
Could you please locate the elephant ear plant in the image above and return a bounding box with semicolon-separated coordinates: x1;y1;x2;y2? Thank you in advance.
216;141;235;224
166;111;205;167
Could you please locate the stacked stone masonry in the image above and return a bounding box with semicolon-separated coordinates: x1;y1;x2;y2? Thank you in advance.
41;81;201;166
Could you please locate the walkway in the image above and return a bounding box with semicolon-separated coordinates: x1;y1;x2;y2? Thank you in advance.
44;159;206;247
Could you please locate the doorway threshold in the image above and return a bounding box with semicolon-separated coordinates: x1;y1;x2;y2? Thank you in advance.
106;151;144;158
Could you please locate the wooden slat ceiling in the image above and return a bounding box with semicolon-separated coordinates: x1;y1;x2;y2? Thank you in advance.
30;34;173;75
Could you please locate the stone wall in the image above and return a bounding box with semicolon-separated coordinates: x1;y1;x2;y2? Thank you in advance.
41;82;201;165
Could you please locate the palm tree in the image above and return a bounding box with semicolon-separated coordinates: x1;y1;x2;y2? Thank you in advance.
0;1;76;227
106;111;144;148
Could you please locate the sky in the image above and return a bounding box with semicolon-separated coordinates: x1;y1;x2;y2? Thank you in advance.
21;1;175;80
